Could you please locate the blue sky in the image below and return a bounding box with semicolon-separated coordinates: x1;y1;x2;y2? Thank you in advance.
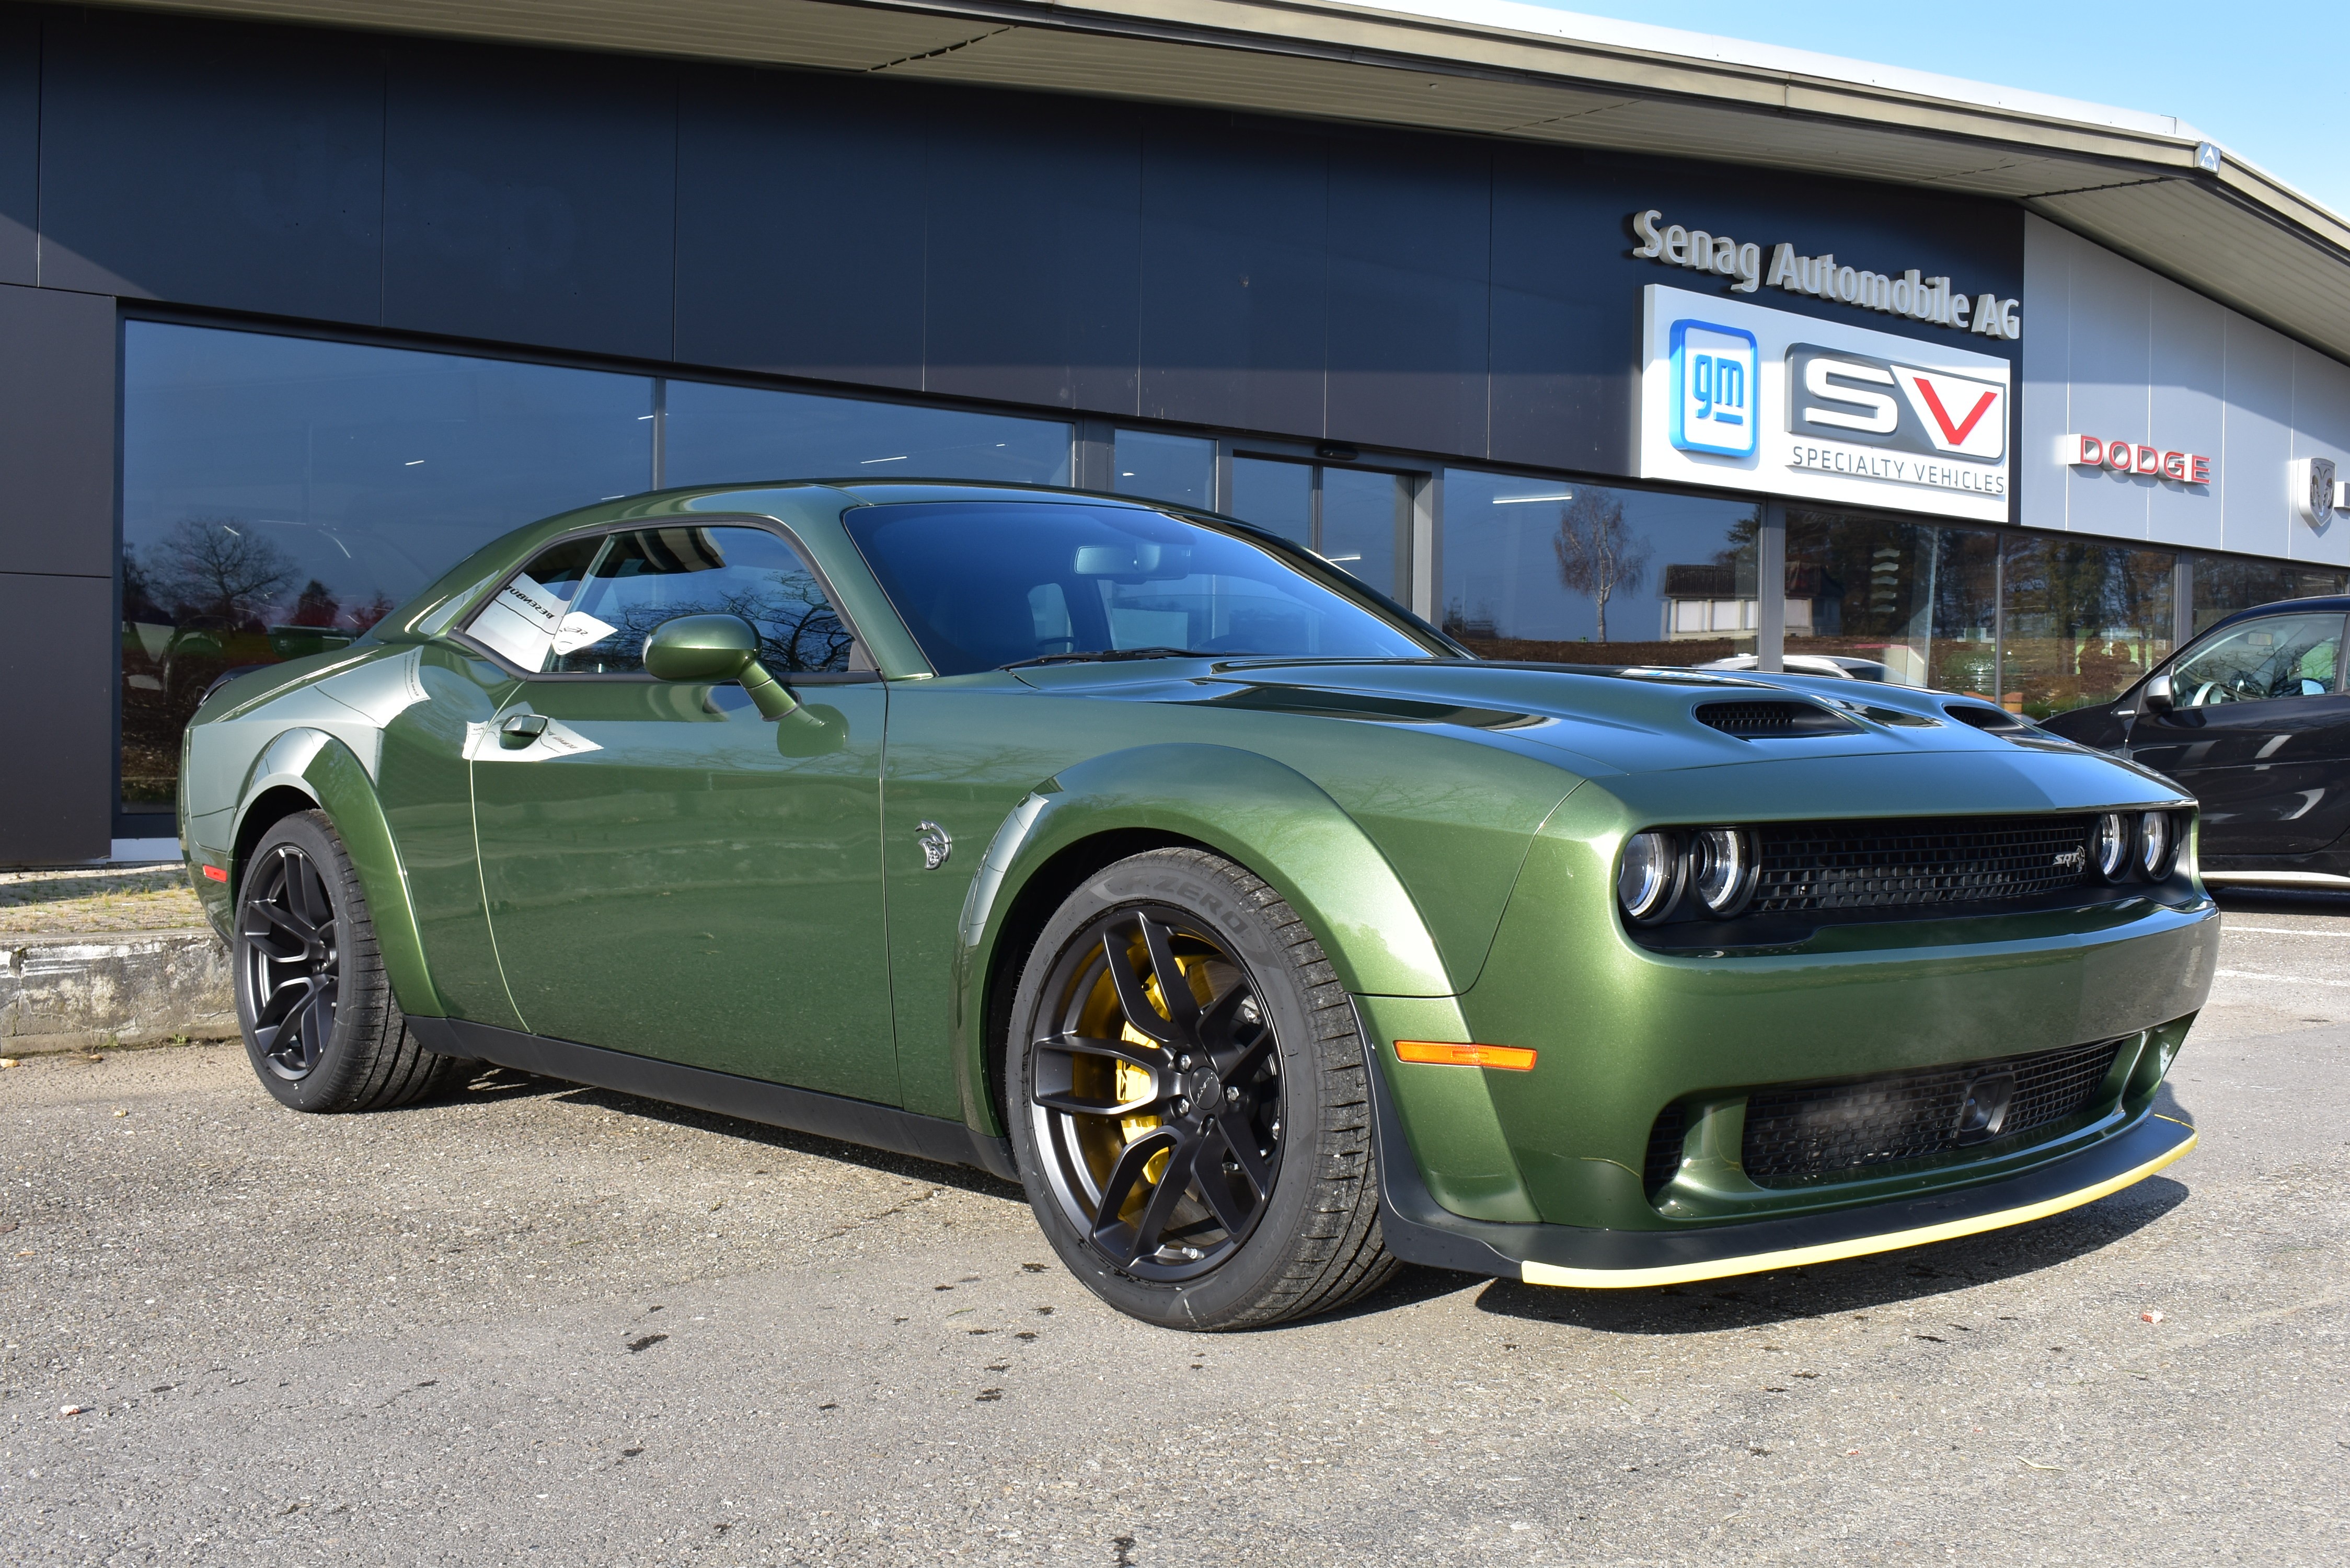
1518;2;2350;217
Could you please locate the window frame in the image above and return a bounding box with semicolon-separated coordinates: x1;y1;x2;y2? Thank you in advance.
449;515;880;685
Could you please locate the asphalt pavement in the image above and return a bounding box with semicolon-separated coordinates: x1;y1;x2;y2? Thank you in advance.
6;895;2348;1565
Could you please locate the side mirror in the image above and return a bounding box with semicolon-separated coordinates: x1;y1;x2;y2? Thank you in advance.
2140;672;2173;713
643;614;798;719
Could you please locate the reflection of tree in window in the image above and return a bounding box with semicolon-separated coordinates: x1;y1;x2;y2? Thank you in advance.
2001;536;2174;716
560;527;853;674
155;517;295;630
1552;492;1652;644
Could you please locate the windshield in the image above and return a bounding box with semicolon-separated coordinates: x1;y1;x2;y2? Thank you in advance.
844;501;1449;675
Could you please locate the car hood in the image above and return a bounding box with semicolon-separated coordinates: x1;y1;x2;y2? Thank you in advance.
1006;657;2136;779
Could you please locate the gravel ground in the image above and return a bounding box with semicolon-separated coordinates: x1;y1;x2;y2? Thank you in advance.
4;892;2346;1565
0;867;204;939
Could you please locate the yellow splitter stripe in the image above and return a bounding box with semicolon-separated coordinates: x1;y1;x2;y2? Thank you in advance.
1522;1120;2197;1290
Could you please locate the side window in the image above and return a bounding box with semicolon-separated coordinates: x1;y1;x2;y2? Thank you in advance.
550;525;857;675
463;534;608;672
2170;613;2344;707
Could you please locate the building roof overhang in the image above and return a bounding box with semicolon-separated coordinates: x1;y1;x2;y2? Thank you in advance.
84;0;2350;364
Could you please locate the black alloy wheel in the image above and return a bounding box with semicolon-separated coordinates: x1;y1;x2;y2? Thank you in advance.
239;840;342;1080
1009;847;1398;1330
232;810;463;1113
1028;906;1284;1282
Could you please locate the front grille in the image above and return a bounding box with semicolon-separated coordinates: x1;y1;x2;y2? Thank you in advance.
1749;815;2091;915
1737;1039;2125;1187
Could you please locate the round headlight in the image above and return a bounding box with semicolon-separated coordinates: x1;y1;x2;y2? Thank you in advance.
2091;812;2131;881
2138;811;2175;879
1618;831;1678;922
1690;828;1756;916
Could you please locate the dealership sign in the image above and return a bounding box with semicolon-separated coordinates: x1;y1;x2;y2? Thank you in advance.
1638;285;2012;523
1630;209;2020;341
2059;433;2212;486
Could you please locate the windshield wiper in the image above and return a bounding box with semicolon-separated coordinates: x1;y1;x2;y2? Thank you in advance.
1000;647;1241;670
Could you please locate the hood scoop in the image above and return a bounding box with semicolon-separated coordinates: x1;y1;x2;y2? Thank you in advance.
1694;700;1860;739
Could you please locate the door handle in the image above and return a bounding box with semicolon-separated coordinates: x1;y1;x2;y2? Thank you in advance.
498;712;549;748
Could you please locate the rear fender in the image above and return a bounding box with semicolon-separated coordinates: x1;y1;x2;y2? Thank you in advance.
230;728;444;1018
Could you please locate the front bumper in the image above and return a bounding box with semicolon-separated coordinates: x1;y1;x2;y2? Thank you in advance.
1368;1049;2196;1287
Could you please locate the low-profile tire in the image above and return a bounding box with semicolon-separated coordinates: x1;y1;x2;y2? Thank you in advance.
233;810;461;1113
1007;847;1401;1330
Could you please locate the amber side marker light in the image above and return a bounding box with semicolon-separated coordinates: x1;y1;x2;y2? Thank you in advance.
1393;1041;1537;1071
199;864;228;883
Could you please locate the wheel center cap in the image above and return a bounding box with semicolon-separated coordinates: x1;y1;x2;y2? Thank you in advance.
1191;1070;1223;1111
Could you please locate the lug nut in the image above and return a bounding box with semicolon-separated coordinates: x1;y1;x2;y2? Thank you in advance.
1175;1098;1190;1114
1226;1085;1240;1102
1178;1054;1193;1069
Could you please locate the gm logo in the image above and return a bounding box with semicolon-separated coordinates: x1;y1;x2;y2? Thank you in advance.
1669;320;1759;457
1788;343;2006;462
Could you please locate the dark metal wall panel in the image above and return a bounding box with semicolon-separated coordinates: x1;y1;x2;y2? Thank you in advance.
1489;148;1633;475
1137;112;1328;436
922;87;1141;414
673;68;925;389
0;281;116;579
1324;133;1493;457
383;42;676;362
0;569;112;863
0;273;115;863
36;11;383;322
0;8;37;286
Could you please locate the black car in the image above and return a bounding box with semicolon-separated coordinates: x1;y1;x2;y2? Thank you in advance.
2043;597;2350;889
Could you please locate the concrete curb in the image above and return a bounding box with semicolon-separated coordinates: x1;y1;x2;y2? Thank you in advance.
1;927;235;1054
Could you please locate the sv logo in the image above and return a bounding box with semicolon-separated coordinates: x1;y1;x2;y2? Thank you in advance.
1787;344;2006;462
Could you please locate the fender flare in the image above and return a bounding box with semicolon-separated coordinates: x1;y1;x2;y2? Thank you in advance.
949;742;1454;1137
232;728;444;1018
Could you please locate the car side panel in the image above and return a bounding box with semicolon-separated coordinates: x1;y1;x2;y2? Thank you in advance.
2127;694;2350;854
372;645;525;1028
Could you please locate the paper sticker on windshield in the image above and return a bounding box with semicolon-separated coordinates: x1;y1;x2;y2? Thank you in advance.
468;573;570;668
550;610;617;656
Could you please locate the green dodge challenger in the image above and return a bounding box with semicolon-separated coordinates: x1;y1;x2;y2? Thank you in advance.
178;482;2217;1329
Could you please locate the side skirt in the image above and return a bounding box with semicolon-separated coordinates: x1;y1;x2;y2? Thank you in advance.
408;1017;1019;1183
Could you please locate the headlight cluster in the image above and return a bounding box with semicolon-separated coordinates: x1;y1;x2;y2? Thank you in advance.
1616;828;1756;924
2089;810;2184;883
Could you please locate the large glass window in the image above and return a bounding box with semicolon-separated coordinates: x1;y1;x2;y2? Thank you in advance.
121;325;1079;813
2188;554;2348;635
1226;457;1413;603
1784;511;1999;694
845;501;1442;676
1441;471;1757;667
662;379;1069;489
2000;535;2176;718
1113;430;1214;510
121;322;656;811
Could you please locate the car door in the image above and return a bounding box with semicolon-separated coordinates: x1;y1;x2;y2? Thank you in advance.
460;521;895;1102
2125;609;2350;855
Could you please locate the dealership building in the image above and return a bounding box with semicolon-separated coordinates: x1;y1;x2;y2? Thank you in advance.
5;0;2350;866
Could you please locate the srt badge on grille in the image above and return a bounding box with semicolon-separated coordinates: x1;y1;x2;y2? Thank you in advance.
2052;849;2086;871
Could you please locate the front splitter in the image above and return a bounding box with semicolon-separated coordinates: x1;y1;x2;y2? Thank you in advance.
1367;1042;2197;1288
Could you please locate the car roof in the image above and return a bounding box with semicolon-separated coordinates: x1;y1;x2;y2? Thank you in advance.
2201;595;2350;639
